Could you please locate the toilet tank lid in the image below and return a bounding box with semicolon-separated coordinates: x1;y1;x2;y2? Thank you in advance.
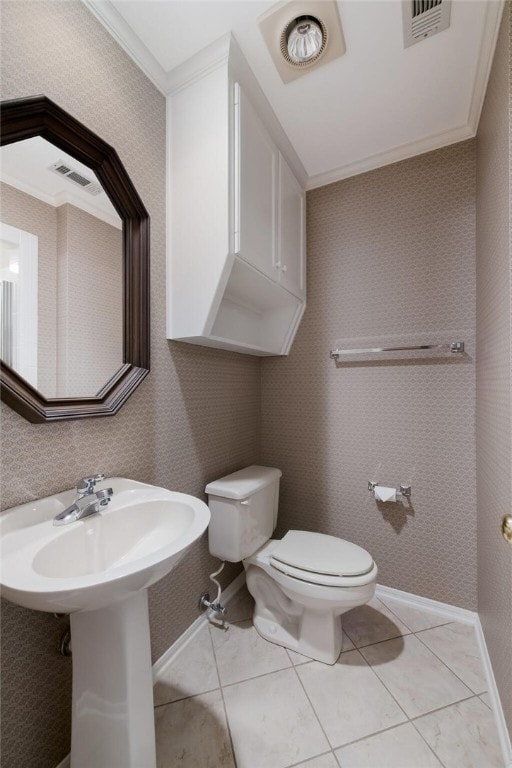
205;466;282;500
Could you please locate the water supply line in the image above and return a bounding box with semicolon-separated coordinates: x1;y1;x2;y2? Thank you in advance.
199;561;228;626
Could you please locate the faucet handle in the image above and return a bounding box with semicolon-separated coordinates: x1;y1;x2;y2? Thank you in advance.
77;474;105;496
96;488;113;507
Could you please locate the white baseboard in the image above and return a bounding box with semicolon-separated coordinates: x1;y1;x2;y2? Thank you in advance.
474;615;512;768
55;572;247;768
56;576;511;768
375;584;512;768
152;570;246;681
375;584;478;625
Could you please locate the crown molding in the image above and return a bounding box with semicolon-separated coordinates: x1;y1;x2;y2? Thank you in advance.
82;0;503;190
81;0;168;94
466;0;506;133
2;174;122;229
166;34;231;95
306;0;503;192
306;123;475;190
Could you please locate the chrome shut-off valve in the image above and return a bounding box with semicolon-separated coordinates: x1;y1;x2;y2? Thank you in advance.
199;592;227;616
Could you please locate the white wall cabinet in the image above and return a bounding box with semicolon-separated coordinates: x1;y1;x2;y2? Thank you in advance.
277;154;306;298
234;85;306;301
167;36;307;356
234;85;277;282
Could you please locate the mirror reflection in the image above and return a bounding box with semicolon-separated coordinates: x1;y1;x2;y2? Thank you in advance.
0;136;123;398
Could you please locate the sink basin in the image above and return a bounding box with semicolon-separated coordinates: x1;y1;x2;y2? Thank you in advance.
0;478;211;768
0;477;210;612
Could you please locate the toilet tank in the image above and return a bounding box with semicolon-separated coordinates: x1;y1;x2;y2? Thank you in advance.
205;466;282;562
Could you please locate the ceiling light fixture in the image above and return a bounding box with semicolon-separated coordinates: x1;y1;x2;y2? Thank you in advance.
283;15;326;65
259;1;345;84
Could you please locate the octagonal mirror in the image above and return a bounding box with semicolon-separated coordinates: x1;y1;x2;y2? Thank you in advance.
0;96;150;422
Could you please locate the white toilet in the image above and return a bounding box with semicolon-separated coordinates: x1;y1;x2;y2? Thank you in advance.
205;465;378;664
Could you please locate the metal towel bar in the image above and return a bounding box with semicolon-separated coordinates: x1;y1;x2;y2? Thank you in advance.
330;341;464;360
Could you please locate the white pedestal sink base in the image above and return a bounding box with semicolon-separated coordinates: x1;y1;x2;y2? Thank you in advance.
70;590;156;768
0;478;211;766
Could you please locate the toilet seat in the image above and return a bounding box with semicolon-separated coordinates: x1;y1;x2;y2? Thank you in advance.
269;530;375;587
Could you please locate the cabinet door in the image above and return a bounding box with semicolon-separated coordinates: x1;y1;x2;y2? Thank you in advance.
234;84;277;280
277;154;305;299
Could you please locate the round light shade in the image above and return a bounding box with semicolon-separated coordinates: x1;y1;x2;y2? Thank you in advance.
286;16;325;64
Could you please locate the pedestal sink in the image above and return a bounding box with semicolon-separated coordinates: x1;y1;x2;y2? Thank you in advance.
0;478;210;768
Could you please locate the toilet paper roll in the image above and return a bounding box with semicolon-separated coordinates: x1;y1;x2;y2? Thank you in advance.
374;485;397;502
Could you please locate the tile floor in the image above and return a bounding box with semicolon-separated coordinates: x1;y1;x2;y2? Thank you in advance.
153;587;504;768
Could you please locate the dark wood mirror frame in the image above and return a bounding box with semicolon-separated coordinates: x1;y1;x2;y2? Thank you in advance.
0;95;150;422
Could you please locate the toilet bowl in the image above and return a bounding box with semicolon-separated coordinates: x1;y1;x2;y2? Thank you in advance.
244;534;377;664
206;466;377;665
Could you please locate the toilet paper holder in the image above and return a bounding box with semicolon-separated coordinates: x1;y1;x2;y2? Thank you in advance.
368;481;411;499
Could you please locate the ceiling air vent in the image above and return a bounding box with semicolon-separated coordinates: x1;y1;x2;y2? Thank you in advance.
48;160;103;196
402;0;451;49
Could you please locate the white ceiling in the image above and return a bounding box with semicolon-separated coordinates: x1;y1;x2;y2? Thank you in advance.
84;0;503;188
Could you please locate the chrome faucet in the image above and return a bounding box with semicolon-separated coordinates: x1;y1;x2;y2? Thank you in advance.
53;474;113;526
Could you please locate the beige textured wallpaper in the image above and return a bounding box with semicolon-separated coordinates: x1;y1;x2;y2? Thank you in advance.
1;1;510;766
0;3;258;767
0;183;123;399
261;141;477;609
476;2;512;735
1;182;57;396
56;204;123;397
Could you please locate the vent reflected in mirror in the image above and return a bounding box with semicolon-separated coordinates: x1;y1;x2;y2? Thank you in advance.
1;136;123;399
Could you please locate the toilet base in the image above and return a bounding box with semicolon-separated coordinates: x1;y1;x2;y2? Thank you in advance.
253;607;343;665
245;562;375;665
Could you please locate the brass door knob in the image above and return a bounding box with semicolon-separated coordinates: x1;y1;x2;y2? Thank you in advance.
502;514;512;543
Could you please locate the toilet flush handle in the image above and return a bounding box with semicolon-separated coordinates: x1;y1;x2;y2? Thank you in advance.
240;499;251;506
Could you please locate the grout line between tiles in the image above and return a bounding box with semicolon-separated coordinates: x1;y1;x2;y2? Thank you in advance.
412;625;482;695
409;692;507;768
207;624;239;768
342;599;415;648
216;677;239;768
345;627;411;651
290;653;334;752
153;684;221;708
349;645;411;723
152;624;223;708
412;620;460;635
215;656;294;691
479;693;492;710
340;639;457;766
358;632;477;726
323;689;476;764
291;645;450;760
212;629;361;684
152;605;499;768
410;692;503;766
378;599;454;635
283;749;340;768
408;711;449;768
407;692;481;724
330;720;437;757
